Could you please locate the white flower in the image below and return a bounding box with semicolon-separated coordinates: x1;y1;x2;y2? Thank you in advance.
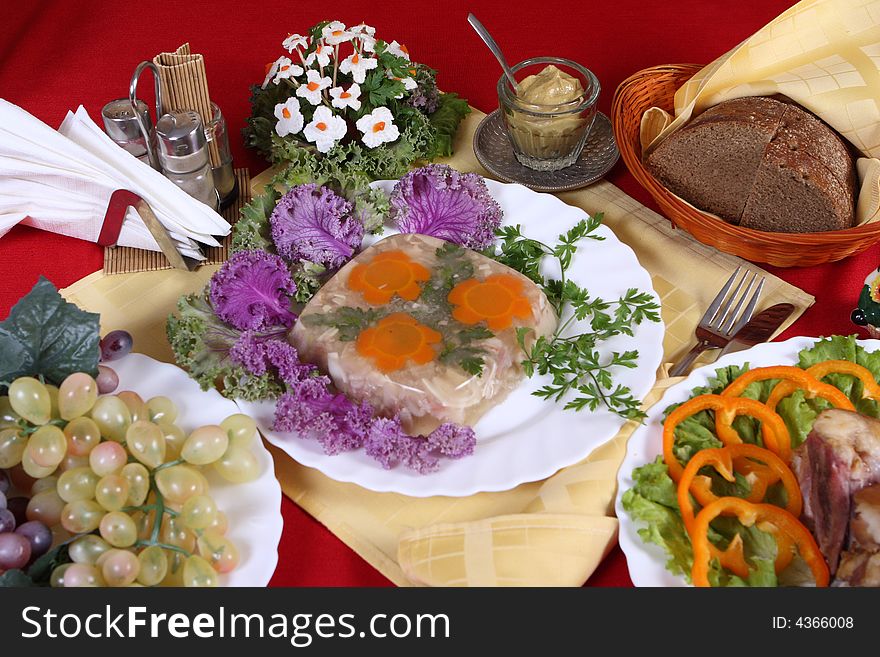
349;23;375;36
305;43;332;67
262;58;281;88
303;106;347;153
282;33;309;52
386;40;410;60
296;69;331;105
387;72;418;98
329;83;362;111
273;56;304;83
273;97;304;137
338;52;378;84
356;107;399;148
322;21;353;45
359;34;377;53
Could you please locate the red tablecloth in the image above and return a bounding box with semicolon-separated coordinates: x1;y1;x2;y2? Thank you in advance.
1;0;875;587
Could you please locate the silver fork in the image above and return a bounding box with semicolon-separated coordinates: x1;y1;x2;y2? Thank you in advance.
669;267;765;377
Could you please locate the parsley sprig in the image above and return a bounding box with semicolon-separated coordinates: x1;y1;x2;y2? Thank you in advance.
493;215;661;420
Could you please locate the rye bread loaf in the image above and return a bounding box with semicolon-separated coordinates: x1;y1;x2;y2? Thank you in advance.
645;96;856;233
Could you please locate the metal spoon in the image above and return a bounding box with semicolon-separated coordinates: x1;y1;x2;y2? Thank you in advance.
467;13;518;90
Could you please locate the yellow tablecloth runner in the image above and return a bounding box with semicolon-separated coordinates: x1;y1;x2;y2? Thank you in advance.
61;108;814;586
641;0;880;224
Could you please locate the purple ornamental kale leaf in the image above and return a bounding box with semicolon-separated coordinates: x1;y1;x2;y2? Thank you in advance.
364;416;440;474
273;381;374;455
389;164;503;250
228;331;316;384
209;250;297;332
363;416;477;474
269;183;364;269
425;423;476;459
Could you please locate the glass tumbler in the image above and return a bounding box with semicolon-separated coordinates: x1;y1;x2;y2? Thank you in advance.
498;57;600;171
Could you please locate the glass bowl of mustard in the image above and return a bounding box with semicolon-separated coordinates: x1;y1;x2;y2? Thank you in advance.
498;57;600;171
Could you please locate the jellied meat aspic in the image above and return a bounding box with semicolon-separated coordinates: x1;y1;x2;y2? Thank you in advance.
290;233;558;435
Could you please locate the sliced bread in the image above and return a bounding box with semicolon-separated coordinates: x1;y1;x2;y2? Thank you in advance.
645;96;856;233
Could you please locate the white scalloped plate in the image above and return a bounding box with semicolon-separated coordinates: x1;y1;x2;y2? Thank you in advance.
112;353;283;586
237;179;664;497
616;336;880;587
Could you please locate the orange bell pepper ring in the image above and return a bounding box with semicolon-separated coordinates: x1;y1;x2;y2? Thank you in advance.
677;444;802;576
690;497;829;588
766;360;880;412
806;360;880;397
720;365;854;416
663;394;790;482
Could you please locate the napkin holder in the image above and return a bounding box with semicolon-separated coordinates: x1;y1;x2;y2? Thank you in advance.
101;189;201;271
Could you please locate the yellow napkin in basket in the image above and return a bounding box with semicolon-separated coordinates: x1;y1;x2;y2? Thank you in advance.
61;108;813;586
641;0;880;224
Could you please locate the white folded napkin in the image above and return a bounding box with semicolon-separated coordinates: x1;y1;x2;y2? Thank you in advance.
0;99;231;260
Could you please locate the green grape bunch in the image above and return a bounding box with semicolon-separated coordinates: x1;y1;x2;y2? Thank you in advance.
0;372;261;587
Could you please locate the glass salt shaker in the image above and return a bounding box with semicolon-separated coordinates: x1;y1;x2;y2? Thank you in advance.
155;111;220;211
101;99;157;167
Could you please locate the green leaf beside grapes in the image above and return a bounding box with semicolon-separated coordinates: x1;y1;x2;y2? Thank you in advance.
0;543;71;587
0;277;100;394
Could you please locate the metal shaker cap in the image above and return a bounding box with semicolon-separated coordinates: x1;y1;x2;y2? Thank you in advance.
155;111;209;173
102;98;152;142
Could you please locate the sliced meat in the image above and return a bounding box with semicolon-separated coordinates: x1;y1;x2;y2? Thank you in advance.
849;484;880;551
836;551;880;586
836;484;880;587
791;409;880;575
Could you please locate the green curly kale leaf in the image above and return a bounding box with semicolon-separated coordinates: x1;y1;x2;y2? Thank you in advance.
166;288;284;402
231;185;279;253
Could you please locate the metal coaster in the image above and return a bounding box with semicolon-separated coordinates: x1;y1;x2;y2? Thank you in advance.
473;109;619;193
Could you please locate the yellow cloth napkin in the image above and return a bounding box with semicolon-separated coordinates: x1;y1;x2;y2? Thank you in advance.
641;0;880;224
61;107;814;587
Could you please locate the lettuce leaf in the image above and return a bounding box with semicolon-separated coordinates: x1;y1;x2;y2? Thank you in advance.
424;93;471;159
799;335;880;408
622;457;779;586
621;461;693;579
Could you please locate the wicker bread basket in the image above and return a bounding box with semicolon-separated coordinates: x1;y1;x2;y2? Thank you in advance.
611;64;880;267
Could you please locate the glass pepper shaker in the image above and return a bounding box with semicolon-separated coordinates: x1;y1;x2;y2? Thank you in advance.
155;111;219;211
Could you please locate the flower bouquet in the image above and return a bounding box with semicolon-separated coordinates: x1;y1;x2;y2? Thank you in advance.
241;20;470;237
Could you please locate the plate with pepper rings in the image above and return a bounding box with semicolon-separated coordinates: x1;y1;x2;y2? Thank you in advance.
615;336;880;587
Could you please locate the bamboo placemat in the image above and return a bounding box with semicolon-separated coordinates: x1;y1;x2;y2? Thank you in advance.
102;168;249;275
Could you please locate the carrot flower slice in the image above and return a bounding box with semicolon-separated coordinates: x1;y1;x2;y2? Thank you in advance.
356;313;441;372
448;274;533;331
347;250;430;305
